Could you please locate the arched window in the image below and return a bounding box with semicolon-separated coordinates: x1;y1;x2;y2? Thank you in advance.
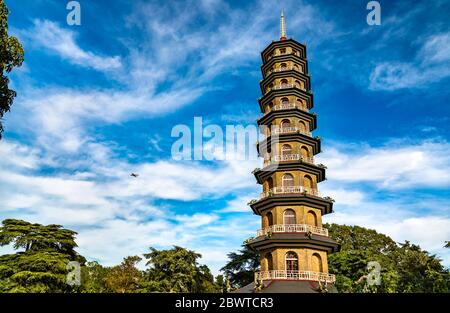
311;253;323;272
280;79;288;88
281;144;292;156
266;212;273;226
282;173;294;187
266;253;273;271
285;251;299;271
283;209;296;225
266;177;274;191
279;48;286;55
281;119;291;129
303;175;313;189
280;97;289;105
298;121;307;133
306;210;318;226
300;146;310;158
293;64;299;72
267;123;273;136
295;80;303;89
280;63;287;70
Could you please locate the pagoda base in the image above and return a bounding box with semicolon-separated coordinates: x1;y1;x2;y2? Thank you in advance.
235;280;338;293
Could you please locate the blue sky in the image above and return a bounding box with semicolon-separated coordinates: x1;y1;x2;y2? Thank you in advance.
1;0;450;274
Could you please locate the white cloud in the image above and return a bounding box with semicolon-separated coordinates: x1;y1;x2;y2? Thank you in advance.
326;213;450;266
22;20;121;71
317;140;450;189
369;32;450;90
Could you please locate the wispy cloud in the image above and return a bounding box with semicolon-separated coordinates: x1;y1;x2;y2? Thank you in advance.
21;19;122;71
369;32;450;90
318;139;450;189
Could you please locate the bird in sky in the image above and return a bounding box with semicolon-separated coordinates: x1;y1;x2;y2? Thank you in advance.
130;173;139;178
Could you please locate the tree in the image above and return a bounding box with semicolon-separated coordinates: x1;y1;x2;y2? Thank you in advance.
142;246;219;293
80;261;111;293
220;240;259;289
222;225;450;293
393;241;449;293
0;0;24;139
104;256;143;293
0;219;84;292
326;224;449;293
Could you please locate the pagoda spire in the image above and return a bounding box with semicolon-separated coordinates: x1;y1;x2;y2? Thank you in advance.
280;10;287;41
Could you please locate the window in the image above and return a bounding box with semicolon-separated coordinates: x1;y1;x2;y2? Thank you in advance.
283;209;296;225
282;173;294;187
280;63;287;70
300;146;310;158
266;253;273;271
299;121;307;132
311;253;323;272
266;212;273;227
306;210;318;226
281;144;292;157
266;177;274;191
280;97;289;105
279;48;286;54
285;251;299;271
280;79;288;88
303;175;313;189
281;119;291;129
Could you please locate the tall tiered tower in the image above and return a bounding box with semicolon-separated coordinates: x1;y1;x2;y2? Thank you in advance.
246;12;340;293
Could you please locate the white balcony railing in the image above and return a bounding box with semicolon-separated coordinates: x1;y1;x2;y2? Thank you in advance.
271;126;312;136
273;84;294;90
266;84;307;94
267;102;308;114
264;154;314;165
272;66;302;73
266;51;301;61
255;270;335;283
255;224;329;237
260;186;321;199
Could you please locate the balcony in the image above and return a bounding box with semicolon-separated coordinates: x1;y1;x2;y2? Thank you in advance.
255;223;329;237
266;50;302;61
255;270;335;283
271;126;312;136
260;186;321;199
266;102;308;114
273;83;294;90
263;154;314;166
266;84;307;95
272;66;302;73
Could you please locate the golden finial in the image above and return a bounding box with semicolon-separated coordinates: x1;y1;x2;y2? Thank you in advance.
280;10;286;41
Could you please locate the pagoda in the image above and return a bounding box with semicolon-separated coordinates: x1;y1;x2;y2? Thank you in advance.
242;11;340;293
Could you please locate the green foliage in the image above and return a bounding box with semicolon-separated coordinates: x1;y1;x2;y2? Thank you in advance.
105;256;143;293
0;219;83;293
222;225;449;293
0;219;79;257
0;0;24;139
80;261;111;293
142;246;219;293
220;241;259;289
326;223;450;293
